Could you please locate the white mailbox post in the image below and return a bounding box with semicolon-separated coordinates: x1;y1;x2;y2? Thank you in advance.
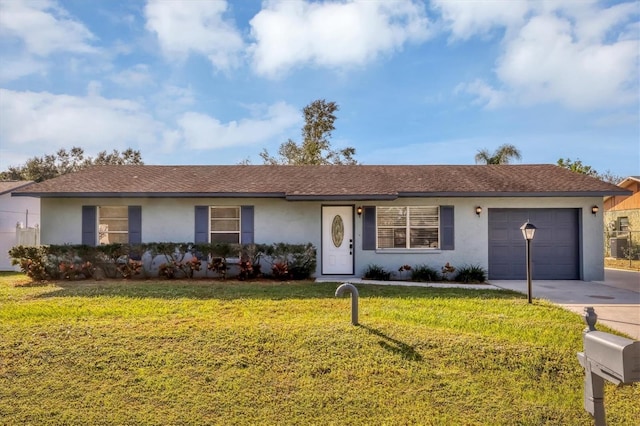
577;307;640;425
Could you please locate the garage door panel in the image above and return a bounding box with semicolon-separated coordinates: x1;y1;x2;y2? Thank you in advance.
554;228;574;241
532;210;553;223
491;228;510;241
491;210;510;222
489;208;579;280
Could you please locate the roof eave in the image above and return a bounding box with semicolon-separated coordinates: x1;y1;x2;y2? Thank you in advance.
285;194;398;201
0;182;36;196
398;190;633;197
11;191;287;198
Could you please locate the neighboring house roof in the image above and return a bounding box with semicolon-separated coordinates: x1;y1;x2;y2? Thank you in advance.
11;164;630;200
0;180;35;196
604;176;639;203
617;176;640;188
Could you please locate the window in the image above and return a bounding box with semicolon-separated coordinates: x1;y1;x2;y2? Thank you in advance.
210;207;240;243
98;206;128;244
377;206;439;249
619;217;629;232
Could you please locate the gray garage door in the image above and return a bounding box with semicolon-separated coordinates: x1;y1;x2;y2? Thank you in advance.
488;208;580;280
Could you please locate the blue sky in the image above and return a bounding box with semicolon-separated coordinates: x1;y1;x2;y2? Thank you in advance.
1;0;638;178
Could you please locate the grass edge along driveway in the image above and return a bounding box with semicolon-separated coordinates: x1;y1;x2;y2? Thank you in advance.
1;275;638;425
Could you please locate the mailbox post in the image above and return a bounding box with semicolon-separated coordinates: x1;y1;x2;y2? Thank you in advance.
577;307;640;425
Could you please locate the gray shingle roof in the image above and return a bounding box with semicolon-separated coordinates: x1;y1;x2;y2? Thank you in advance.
0;180;35;196
11;164;630;199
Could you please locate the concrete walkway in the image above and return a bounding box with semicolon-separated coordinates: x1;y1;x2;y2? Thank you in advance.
321;269;640;339
490;269;640;339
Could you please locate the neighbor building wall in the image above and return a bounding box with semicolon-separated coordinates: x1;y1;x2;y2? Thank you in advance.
1;194;40;271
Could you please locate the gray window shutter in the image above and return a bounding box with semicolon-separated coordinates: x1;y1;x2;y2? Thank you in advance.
241;205;254;244
82;206;96;246
128;206;142;245
362;206;376;250
440;205;454;250
194;206;209;243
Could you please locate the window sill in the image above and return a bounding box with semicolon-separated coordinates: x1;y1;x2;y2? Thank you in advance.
375;249;442;254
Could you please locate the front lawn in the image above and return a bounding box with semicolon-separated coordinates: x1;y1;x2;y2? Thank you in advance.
1;273;638;425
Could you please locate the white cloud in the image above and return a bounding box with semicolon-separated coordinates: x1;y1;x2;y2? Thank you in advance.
0;55;48;82
455;79;507;109
0;88;162;169
110;64;154;88
496;14;639;109
0;0;96;56
176;102;301;149
144;0;244;71
431;0;529;40
249;0;431;78
0;88;301;169
443;1;639;110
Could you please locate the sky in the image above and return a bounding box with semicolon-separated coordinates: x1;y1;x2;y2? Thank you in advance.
0;0;638;178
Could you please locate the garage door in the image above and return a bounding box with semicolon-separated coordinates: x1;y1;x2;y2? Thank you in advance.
488;208;580;280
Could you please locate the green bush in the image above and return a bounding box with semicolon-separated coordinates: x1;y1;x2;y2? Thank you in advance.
411;264;441;282
362;264;391;281
260;242;317;280
454;264;487;283
8;242;317;281
9;246;51;281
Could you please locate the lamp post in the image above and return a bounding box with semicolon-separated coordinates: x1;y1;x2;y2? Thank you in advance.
520;221;537;304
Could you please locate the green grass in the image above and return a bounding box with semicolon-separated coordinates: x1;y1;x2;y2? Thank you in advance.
1;272;638;425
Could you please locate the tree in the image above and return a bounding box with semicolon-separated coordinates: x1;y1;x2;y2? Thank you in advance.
556;158;623;184
556;158;598;177
260;99;358;165
0;147;144;182
475;144;522;165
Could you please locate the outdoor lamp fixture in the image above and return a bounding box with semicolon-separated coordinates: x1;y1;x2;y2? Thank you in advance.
356;206;363;216
591;205;599;215
520;221;537;304
475;206;482;216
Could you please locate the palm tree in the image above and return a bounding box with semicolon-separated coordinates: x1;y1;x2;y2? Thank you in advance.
475;144;522;165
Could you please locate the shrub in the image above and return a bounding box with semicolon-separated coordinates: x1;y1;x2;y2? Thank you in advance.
362;264;391;281
8;241;317;281
9;246;51;281
454;264;487;283
411;264;441;282
117;259;143;279
261;242;317;280
441;262;456;281
207;257;228;279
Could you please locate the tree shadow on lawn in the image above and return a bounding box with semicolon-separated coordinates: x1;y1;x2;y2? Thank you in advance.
32;279;525;301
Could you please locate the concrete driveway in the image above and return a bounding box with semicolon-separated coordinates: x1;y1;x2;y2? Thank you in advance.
491;268;640;339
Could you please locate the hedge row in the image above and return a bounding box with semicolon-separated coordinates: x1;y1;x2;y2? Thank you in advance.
9;242;317;281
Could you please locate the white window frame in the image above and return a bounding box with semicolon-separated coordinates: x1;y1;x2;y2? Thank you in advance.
98;206;129;245
376;206;440;249
209;206;241;244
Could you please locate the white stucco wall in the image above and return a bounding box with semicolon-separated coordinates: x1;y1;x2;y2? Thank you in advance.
0;194;40;271
40;197;321;247
40;196;605;281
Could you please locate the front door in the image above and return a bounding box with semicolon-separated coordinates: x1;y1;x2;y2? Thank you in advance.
322;206;354;275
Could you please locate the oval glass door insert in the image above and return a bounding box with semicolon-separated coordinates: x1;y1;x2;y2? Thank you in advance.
331;215;344;248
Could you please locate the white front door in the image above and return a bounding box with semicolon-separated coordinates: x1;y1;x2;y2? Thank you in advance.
322;206;354;275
